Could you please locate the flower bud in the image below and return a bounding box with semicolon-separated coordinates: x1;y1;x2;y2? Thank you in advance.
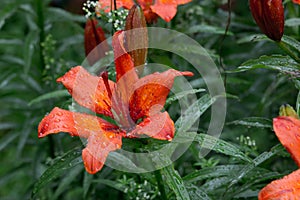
124;5;148;71
279;104;299;119
84;18;109;65
249;0;284;41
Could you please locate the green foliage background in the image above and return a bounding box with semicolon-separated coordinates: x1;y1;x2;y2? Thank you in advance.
1;0;300;199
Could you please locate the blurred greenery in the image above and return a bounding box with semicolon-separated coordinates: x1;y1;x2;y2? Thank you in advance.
1;0;300;199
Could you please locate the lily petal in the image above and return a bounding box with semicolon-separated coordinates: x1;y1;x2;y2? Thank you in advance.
112;30;138;83
57;66;115;118
273;116;300;167
38;107;123;139
150;0;178;22
258;169;300;200
128;111;175;141
97;0;134;12
129;69;193;121
38;107;124;174
82;132;122;174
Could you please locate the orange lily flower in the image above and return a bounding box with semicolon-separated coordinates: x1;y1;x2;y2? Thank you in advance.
258;169;300;199
293;0;300;4
97;0;191;23
38;30;193;174
258;116;300;199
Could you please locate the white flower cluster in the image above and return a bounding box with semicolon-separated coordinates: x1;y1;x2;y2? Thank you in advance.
82;0;99;18
237;135;256;147
107;9;128;30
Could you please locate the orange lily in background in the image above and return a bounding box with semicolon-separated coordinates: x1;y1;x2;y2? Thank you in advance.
259;169;300;199
38;30;193;174
258;113;300;199
293;0;300;4
97;0;191;23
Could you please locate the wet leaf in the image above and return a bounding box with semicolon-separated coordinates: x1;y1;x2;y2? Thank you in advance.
162;165;190;200
31;147;82;198
227;117;272;129
28;90;70;106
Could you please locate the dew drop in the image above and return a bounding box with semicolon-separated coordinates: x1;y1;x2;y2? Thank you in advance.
56;111;63;116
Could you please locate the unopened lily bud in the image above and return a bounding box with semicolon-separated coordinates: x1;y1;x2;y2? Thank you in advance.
249;0;284;41
124;5;148;70
279;104;299;119
84;18;109;65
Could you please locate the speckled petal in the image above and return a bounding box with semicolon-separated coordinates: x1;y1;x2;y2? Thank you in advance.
57;66;115;117
258;169;300;200
129;69;193;122
127;111;175;141
273;116;300;167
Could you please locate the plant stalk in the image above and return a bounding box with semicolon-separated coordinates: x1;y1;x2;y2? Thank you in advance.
154;169;168;200
277;40;300;64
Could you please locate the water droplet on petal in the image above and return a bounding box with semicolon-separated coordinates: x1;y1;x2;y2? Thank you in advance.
56;111;63;116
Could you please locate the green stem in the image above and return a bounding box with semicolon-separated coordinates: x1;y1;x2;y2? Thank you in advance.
154;170;168;200
277;40;300;64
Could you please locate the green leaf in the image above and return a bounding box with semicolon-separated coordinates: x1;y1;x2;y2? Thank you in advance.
193;134;252;162
183;165;244;182
47;7;86;23
175;94;215;132
227;117;272;129
83;172;93;199
24;31;38;74
230;55;300;75
162;165;190;200
93;179;126;192
281;35;300;55
0;132;18;151
0;3;17;30
237;34;267;44
53;165;83;200
0;39;22;45
285;18;300;27
28;90;70;106
31;147;82;198
165;89;205;106
227;144;284;189
106;152;146;173
187;24;233;35
185;183;211;200
201;177;231;192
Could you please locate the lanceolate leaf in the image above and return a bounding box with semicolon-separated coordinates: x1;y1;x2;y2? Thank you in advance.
165;88;205;107
162;165;190;200
227;117;272;129
183;165;245;182
31;147;82;197
175;94;215;132
285;18;300;27
185;183;211;200
28;90;70;106
281;35;300;55
227;144;284;189
53;165;83;200
194;134;252;162
232;55;300;76
0;3;17;30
